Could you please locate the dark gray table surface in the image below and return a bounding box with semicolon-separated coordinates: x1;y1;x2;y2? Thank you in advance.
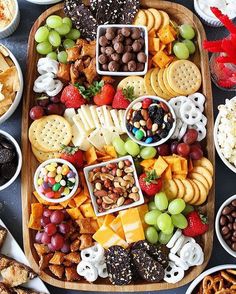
0;0;235;293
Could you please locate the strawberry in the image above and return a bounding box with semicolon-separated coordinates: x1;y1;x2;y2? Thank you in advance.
90;81;115;106
60;145;84;169
139;170;162;197
182;211;209;237
61;84;87;108
112;86;136;109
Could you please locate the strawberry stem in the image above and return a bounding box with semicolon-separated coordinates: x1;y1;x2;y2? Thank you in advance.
144;170;159;184
122;86;137;102
61;144;79;154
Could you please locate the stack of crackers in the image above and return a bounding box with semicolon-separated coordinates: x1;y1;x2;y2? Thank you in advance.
0;45;20;118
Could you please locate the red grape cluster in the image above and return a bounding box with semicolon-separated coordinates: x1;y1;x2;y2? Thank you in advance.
156;129;203;160
30;94;65;120
35;209;72;252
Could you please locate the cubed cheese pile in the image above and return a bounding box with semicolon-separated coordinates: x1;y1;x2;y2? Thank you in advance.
64;105;126;151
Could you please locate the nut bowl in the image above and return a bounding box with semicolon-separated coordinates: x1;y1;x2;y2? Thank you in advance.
0;130;22;191
124;96;176;147
215;194;236;258
84;155;144;216
34;158;79;204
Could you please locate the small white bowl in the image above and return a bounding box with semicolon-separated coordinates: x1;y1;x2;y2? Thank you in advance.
0;130;22;191
186;264;236;293
84;155;144;217
0;44;23;124
215;194;236;258
0;0;20;39
25;0;62;4
194;0;236;27
214;98;236;174
96;24;148;76
124;96;176;147
34;158;79;204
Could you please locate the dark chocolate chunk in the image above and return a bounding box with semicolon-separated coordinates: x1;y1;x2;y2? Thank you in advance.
131;249;164;282
148;244;169;269
132;240;151;251
118;0;140;24
64;0;82;17
105;246;133;285
1;162;17;180
0;149;15;164
96;0;120;25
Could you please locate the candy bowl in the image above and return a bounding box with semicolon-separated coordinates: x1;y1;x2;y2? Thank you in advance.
215;194;236;258
124;96;176;147
0;130;22;191
84;155;144;216
34;158;79;204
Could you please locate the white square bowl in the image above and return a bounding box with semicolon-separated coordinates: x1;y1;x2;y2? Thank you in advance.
83;155;144;216
96;24;148;76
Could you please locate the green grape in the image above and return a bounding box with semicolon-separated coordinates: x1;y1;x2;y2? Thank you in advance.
173;42;189;60
182;39;196;54
154;223;160;231
124;140;140;157
35;26;49;43
57;51;68;64
36;42;53;55
171;214;188;229
46;15;63;29
112;137;127;156
66;28;81;40
157;213;172;231
63;39;75;49
148;201;157;210
55;24;71;35
140;147;157;159
168;199;186;215
144;210;162;225
162;224;174;235
48;30;61;47
159;231;173;244
182;204;194;216
47;52;58;60
179;24;195;40
154;192;168;211
62;17;72;29
145;227;158;244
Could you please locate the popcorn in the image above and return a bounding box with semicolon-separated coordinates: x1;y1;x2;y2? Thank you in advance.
217;97;236;166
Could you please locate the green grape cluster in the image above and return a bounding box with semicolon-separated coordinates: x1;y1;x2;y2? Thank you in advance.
35;15;80;63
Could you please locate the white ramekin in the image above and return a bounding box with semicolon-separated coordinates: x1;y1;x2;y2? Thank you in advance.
0;130;22;191
0;0;20;39
25;0;62;4
0;44;23;124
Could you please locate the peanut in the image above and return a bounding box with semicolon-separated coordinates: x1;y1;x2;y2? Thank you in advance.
124;167;134;173
95;182;102;190
131;186;139;193
128;192;140;202
117;197;125;207
103;196;114;204
118;161;124;169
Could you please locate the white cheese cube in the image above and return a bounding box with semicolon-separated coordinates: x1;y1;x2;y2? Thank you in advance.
77;109;91;131
63;108;76;126
88;129;106;150
81;104;95;129
118;110;126;133
96;106;106;128
72;114;87;135
102;128;120;145
110;109;122;133
90;105;101;129
102;105;115;128
71;124;91;151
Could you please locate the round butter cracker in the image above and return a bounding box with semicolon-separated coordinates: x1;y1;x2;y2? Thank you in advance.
144;69;156;95
32;146;60;163
150;68;171;100
163;68;181;97
157;68;173;99
118;76;146;97
148;8;162;30
28;118;46;151
144;9;155;31
133;10;147;26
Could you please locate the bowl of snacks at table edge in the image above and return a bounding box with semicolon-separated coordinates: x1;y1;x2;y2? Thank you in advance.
0;44;23;124
186;264;236;293
84;155;144;216
215;194;236;258
34;158;79;204
214;97;236;174
96;25;148;76
125;96;176;147
0;130;22;191
0;0;20;39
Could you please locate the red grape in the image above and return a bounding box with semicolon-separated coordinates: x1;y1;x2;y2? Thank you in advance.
142;98;152;109
61;209;70;220
41;232;51;244
46;103;64;115
41;216;50;227
191;142;201;149
48;243;55;252
51;233;65;251
30;106;44;120
50;94;61;104
36;96;49;107
190;146;203;160
58;223;70;234
45;223;57;236
177;143;190;157
43;209;52;218
50;211;65;224
183;129;198;144
157;144;170;156
61;241;70;253
35;232;43;243
171;141;178;154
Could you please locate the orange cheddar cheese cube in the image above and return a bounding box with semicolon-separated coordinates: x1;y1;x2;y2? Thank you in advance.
154;156;168;176
119;208;145;244
103;214;116;226
163;156;182;173
74;193;87;207
97;216;106;227
109;215;125;239
152;50;171;68
28;203;43;230
33;191;52;206
163;165;172;180
140;159;155;170
137;204;149;230
93;225;128;249
66;208;84;220
80;203;96;218
91;219;99;231
158;25;175;45
148;28;156;37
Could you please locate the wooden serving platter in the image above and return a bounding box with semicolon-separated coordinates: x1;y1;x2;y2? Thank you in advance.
21;0;215;291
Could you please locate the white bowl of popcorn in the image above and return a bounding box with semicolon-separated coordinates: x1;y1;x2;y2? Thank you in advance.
214;97;236;173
